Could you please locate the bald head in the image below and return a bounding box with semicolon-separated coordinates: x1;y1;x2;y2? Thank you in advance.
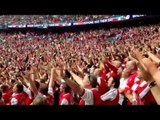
126;60;137;73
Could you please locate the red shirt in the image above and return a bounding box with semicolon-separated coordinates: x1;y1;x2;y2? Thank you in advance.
79;88;102;105
79;99;85;105
123;72;139;105
11;93;26;105
2;88;12;105
2;93;11;105
105;61;118;75
124;72;138;94
46;94;54;105
97;76;107;96
136;81;157;105
91;89;102;105
127;72;138;88
24;92;34;105
106;71;117;81
59;92;71;105
142;91;157;105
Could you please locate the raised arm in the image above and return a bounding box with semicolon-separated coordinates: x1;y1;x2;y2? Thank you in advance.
148;51;160;65
69;71;83;87
48;68;55;89
25;67;38;97
134;52;160;88
131;50;160;104
63;70;84;96
105;61;118;73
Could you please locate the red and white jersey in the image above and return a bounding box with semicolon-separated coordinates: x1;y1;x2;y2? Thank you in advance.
124;72;138;94
59;92;72;105
131;77;143;105
106;71;117;80
124;76;155;105
11;93;26;105
80;88;102;105
23;85;34;105
79;99;85;105
131;77;141;92
136;81;149;99
130;78;156;105
136;81;157;105
105;61;118;75
124;74;142;105
127;72;138;89
24;94;34;105
46;87;54;105
101;88;119;105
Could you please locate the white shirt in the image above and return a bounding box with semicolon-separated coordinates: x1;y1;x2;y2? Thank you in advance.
11;98;18;105
101;88;118;101
23;85;32;99
119;78;128;90
81;89;94;105
138;81;150;99
97;77;101;85
48;87;54;97
61;98;69;105
60;93;70;105
119;78;128;105
11;93;18;105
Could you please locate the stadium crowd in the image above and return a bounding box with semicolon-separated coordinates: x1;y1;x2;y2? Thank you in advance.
0;15;111;25
0;22;160;105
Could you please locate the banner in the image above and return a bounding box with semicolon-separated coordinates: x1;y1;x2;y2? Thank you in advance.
4;15;146;29
7;24;26;28
27;24;48;28
73;21;94;25
99;19;108;23
48;23;71;27
132;15;145;18
72;18;109;25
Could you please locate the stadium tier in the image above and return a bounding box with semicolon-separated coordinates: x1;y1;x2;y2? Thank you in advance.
0;15;160;105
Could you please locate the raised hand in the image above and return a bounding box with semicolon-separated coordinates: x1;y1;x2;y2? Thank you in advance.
136;61;153;83
130;49;143;61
